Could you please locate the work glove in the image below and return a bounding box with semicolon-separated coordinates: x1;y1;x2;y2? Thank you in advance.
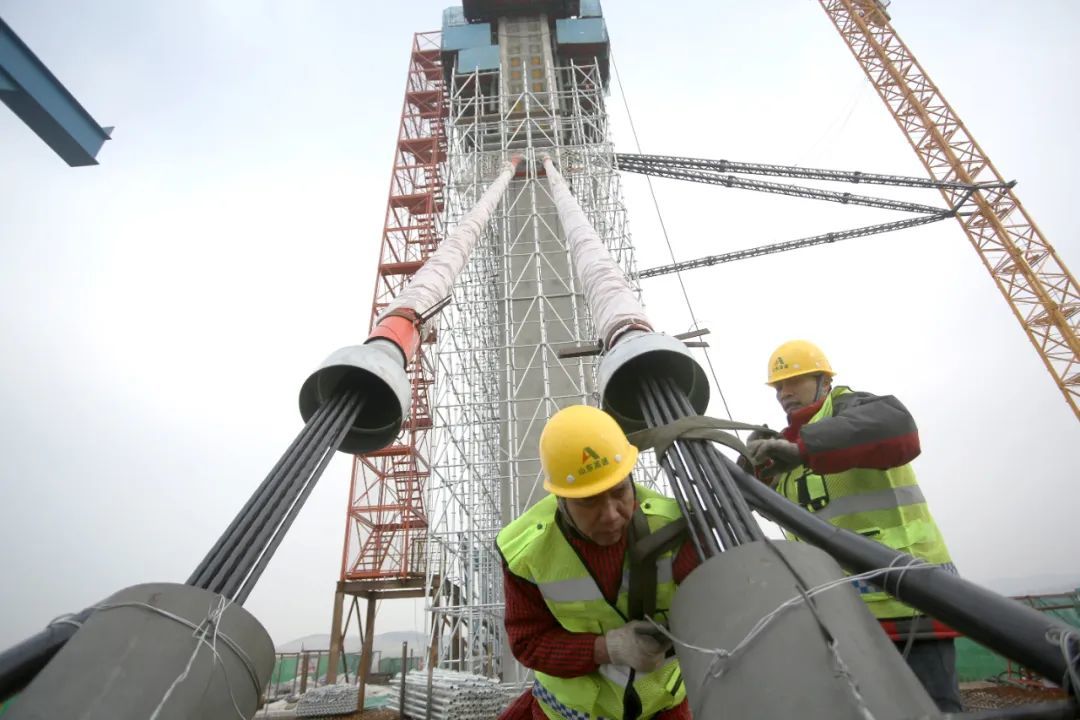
736;427;779;474
604;620;672;673
746;438;802;473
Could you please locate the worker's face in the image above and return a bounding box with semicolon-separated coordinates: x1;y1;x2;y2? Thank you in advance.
773;373;830;414
564;479;635;546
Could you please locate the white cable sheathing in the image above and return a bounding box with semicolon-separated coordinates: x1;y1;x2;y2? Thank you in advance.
542;155;653;345
381;158;520;319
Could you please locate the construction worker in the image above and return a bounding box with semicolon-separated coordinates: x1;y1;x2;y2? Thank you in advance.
497;405;698;720
746;339;963;712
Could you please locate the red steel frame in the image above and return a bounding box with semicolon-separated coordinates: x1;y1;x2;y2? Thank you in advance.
340;31;446;582
821;0;1080;421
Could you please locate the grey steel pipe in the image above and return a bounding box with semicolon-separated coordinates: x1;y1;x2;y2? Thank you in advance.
186;388;343;587
0;607;92;703
225;391;364;601
396;670;507;720
203;391;364;597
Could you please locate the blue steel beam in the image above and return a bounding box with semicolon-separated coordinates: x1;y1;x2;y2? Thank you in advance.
0;16;111;166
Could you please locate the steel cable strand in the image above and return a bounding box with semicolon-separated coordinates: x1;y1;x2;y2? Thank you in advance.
640;376;729;551
210;390;361;596
188;390;348;587
660;377;764;542
652;376;759;544
643;375;743;547
637;378;716;558
232;391;365;604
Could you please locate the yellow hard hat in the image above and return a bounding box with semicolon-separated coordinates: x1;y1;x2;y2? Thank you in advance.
540;405;639;499
767;340;836;386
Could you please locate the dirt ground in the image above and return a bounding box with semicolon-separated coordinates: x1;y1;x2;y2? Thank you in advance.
351;710;399;720
338;685;1068;718
961;682;1066;710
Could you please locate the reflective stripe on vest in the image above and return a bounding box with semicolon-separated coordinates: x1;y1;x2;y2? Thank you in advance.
812;485;926;522
773;387;953;619
599;663;632;689
537;557;674;604
597;655;679;690
498;485;687;719
533;680;609;720
538;575;607;603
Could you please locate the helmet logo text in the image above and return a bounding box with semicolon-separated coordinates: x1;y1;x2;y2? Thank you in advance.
578;446;609;476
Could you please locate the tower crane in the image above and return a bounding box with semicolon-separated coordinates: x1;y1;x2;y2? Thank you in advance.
621;0;1080;422
823;0;1080;419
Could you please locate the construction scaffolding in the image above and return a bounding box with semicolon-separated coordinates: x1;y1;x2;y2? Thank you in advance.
424;19;661;677
325;30;446;687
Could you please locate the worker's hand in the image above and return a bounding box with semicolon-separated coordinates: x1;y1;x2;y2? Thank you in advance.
747;438;802;472
737;427;780;475
603;621;672;673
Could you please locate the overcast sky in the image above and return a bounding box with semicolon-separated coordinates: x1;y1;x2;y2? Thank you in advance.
2;1;1078;652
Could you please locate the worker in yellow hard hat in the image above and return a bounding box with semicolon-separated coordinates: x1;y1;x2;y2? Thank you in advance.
496;405;698;720
747;340;963;712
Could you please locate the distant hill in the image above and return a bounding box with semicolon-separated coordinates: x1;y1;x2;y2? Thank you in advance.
277;631;427;655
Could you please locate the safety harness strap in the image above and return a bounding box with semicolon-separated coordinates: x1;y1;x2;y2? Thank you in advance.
624;510;687;720
627;510;688;620
627;415;770;460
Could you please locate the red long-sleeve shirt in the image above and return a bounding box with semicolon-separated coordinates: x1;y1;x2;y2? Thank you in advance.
779;390;958;640
499;520;700;720
783;389;921;474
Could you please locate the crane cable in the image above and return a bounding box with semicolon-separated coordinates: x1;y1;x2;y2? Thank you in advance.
610;52;736;424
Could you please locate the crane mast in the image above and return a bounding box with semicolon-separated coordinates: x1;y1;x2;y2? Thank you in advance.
821;0;1080;420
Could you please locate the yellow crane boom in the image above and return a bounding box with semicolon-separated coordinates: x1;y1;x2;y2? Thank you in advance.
821;0;1080;421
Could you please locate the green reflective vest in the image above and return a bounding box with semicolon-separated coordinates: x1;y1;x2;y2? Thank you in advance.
496;485;686;720
774;387;954;619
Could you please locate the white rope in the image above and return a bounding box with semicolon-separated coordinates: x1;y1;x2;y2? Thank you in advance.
85;597;253;720
827;639;877;720
1049;627;1080;694
732;555;929;659
205;595;249;720
147;598;225;720
46;613;84;632
794;75;870;167
647;556;938;714
148;623;206;720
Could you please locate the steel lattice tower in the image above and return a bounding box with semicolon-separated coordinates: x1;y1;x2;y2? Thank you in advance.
423;6;661;677
327;4;662;682
325;31;446;684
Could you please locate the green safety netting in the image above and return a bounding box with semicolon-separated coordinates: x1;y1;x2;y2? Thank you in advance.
266;652;425;688
377;655;422;675
956;591;1079;682
267;652;363;689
